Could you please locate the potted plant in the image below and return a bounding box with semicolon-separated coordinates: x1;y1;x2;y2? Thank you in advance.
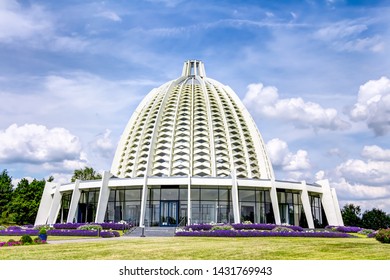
38;228;48;241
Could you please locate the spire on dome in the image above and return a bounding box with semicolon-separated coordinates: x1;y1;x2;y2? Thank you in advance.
181;60;206;77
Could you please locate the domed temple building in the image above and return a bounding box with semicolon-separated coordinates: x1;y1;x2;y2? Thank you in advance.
35;60;343;228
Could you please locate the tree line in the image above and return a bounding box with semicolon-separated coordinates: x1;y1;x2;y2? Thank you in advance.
341;203;390;230
0;167;102;225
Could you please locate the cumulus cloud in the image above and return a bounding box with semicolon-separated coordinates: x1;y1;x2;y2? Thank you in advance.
350;76;390;135
328;144;390;211
0;123;82;164
243;83;349;131
266;138;311;178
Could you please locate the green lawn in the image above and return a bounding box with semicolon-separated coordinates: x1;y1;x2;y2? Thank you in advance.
1;236;389;260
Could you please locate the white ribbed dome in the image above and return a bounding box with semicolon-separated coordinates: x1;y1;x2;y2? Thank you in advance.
111;60;274;179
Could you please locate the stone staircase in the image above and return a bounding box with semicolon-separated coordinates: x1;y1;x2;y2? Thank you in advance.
125;226;176;237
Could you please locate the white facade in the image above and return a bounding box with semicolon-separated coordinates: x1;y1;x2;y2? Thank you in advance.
35;60;344;228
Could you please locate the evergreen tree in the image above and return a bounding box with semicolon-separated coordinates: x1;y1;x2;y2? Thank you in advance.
361;208;390;230
341;203;362;227
0;170;13;222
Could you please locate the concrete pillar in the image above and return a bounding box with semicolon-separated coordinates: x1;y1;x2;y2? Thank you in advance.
270;179;281;225
67;180;81;223
95;171;112;223
231;170;240;224
317;179;340;226
331;188;344;226
47;184;62;225
300;181;315;228
139;176;148;227
34;182;56;226
187;175;192;225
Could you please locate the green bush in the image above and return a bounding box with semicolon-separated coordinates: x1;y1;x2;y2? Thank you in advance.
375;229;390;243
39;228;47;235
77;224;103;231
211;225;233;231
271;226;293;232
0;225;6;230
20;235;33;245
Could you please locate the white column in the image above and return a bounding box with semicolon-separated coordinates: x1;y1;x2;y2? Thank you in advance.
34;182;55;226
47;184;62;225
331;188;344;226
231;170;240;224
139;177;148;227
317;179;339;226
95;171;112;223
270;179;281;225
66;180;81;223
300;181;315;228
187;175;192;225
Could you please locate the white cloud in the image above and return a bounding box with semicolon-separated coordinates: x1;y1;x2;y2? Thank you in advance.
97;11;122;22
91;129;115;159
0;0;52;43
350;76;390;135
361;145;390;161
314;20;384;53
243;83;349;131
327;144;390;212
0;123;82;164
266;138;311;172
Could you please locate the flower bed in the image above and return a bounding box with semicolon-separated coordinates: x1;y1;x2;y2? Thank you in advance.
325;225;362;233
185;223;304;232
100;230;120;238
51;222;132;230
175;229;351;238
0;229;39;236
47;229;99;237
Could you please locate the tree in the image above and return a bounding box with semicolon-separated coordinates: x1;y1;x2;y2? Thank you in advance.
361;208;390;230
341;203;362;227
71;167;102;182
7;178;45;225
0;170;13;222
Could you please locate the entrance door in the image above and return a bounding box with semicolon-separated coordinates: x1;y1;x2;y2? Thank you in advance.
160;201;179;226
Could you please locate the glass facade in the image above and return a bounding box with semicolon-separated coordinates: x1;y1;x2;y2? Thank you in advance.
55;185;327;228
309;193;328;228
277;190;307;227
191;186;233;224
238;188;274;224
56;192;72;223
105;187;142;225
77;189;100;223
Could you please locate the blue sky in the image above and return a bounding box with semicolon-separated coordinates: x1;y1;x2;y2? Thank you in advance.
0;0;389;212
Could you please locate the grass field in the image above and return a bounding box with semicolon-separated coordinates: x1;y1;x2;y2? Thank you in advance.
1;236;389;260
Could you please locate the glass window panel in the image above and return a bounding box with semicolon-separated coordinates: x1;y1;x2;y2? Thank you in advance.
149;188;160;201
125;189;141;200
191;188;200;201
219;188;229;201
180;188;188;201
161;188;179;200
109;190;115;201
278;192;286;203
286;192;293;204
201;188;218;200
239;190;256;201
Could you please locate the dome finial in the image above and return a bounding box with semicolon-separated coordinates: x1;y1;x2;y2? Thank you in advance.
182;60;206;77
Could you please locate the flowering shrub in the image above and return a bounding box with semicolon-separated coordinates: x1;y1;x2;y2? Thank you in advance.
0;225;7;230
53;222;132;230
0;229;39;236
336;226;362;233
211;225;233;231
232;223;303;231
367;231;378;238
47;229;99;236
358;229;375;236
176;230;351;238
375;229;390;243
185;224;213;231
271;226;293;232
77;224;103;231
0;240;22;247
7;226;22;231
